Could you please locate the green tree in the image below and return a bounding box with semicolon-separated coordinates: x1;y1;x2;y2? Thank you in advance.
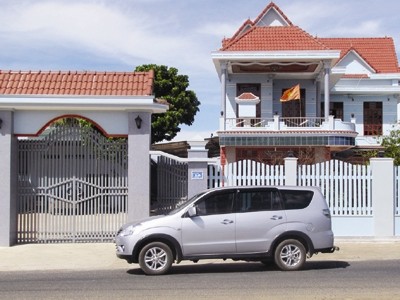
381;129;400;165
135;64;200;143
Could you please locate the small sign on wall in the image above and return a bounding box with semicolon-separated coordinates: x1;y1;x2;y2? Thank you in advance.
191;171;204;180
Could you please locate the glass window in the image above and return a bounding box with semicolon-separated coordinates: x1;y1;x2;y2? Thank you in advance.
237;189;282;213
281;190;314;210
195;192;235;216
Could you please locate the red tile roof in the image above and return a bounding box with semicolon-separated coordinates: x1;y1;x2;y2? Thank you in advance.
222;26;329;51
236;92;259;100
220;2;400;74
318;38;399;73
0;70;154;96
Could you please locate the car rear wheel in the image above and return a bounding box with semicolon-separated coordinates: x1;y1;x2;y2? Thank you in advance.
138;242;173;275
274;239;306;271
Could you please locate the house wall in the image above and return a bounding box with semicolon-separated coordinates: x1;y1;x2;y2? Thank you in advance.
226;75;318;119
330;94;398;136
273;79;317;117
226;74;272;119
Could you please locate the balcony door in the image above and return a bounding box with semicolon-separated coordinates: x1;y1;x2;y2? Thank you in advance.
281;88;305;118
364;102;382;135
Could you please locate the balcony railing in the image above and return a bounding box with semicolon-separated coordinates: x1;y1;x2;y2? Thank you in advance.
224;115;356;132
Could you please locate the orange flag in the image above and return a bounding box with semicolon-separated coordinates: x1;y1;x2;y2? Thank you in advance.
280;84;300;102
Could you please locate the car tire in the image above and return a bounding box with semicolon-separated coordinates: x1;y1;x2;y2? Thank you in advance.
138;242;173;275
274;239;306;271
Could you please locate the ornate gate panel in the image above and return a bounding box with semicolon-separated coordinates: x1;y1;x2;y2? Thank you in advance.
17;122;128;243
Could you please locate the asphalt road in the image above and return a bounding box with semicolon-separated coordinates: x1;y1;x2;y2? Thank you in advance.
1;259;399;299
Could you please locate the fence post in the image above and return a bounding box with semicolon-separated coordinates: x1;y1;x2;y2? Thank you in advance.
0;111;18;246
187;136;209;198
284;157;298;186
370;158;395;237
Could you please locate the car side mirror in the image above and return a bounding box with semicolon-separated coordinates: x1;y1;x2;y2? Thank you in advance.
187;206;197;217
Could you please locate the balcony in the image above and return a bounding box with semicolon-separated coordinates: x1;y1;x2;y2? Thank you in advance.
224;115;356;132
219;115;358;148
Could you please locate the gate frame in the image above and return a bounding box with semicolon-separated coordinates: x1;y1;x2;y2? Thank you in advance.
0;90;168;247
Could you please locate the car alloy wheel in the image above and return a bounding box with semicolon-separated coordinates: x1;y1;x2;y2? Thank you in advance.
274;239;306;271
139;242;173;275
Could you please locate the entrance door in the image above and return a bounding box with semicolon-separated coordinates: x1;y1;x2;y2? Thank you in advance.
17;120;128;243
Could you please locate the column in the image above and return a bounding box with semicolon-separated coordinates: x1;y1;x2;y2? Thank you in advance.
220;62;227;130
187;137;209;198
0;111;18;246
127;112;151;221
324;61;331;121
370;158;395;237
284;157;298;186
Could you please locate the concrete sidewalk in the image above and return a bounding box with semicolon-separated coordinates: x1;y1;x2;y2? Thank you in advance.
1;238;399;272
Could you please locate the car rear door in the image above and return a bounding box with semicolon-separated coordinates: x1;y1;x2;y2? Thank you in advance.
181;190;237;256
235;188;287;253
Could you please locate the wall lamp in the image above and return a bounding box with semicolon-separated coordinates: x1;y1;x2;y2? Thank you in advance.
135;115;142;129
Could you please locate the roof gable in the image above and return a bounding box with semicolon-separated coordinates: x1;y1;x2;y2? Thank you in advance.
253;2;293;27
337;49;375;75
0;70;154;96
318;37;399;74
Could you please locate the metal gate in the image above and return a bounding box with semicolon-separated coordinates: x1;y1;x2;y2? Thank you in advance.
17;121;128;243
150;152;188;214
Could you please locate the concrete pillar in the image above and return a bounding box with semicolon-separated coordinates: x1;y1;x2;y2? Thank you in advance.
273;114;280;130
187;137;209;198
220;62;227;130
316;78;321;117
127;112;151;221
370;158;395;237
324;61;331;121
0;111;18;246
284;157;298;186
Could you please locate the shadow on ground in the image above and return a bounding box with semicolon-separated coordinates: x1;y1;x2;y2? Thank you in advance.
127;260;350;276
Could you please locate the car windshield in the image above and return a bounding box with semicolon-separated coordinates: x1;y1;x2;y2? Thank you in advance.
168;191;207;215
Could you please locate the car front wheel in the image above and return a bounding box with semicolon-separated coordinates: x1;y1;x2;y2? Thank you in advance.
274;239;306;271
138;242;173;275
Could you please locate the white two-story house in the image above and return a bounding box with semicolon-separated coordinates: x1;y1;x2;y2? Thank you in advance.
212;2;400;164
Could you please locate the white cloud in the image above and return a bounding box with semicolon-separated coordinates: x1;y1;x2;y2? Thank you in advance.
0;0;214;72
1;0;400;135
197;22;238;38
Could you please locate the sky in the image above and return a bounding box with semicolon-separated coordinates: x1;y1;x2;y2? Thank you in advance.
1;0;400;142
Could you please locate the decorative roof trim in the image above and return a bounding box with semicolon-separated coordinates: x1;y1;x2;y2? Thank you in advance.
253;2;293;27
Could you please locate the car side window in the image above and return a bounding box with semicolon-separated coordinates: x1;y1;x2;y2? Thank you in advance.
195;192;235;216
237;189;282;213
281;189;314;210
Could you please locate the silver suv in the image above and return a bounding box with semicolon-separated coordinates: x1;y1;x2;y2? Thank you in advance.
115;186;337;275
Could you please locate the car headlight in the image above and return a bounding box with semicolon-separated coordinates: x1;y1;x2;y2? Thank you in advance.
118;224;141;237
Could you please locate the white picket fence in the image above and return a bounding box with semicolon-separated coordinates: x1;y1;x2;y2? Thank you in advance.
208;159;376;217
208;160;284;188
298;161;373;216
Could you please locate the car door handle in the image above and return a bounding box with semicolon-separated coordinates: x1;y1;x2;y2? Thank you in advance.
270;215;283;220
221;219;234;225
